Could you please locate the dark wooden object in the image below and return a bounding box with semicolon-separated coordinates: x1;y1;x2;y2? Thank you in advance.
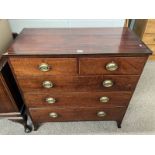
24;91;132;107
0;56;32;133
0;61;18;113
29;107;127;123
5;28;151;131
11;75;140;92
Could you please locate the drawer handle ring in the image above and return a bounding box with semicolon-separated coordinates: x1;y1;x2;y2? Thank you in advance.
43;81;53;88
49;112;58;118
103;80;113;87
100;96;110;103
106;61;118;71
97;111;106;117
46;97;56;104
39;63;50;72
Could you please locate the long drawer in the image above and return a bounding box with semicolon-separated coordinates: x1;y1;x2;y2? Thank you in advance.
16;75;139;92
9;57;77;76
24;91;132;107
79;57;147;75
29;107;126;123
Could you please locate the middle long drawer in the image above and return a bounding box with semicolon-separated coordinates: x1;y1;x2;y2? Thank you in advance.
24;91;132;108
16;75;139;93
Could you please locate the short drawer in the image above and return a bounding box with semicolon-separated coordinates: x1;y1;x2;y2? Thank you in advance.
24;91;132;107
29;107;126;123
9;57;77;76
143;34;155;44
17;75;139;92
79;57;147;75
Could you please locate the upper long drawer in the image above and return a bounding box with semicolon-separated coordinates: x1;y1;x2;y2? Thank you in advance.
9;57;77;76
79;57;147;75
15;75;139;93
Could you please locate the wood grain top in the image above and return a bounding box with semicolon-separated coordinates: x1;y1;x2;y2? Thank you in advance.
7;28;152;56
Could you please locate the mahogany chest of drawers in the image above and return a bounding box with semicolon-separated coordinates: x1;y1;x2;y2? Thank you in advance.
5;28;151;130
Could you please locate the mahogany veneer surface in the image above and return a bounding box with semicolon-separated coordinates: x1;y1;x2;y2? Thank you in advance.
14;75;140;92
29;107;126;123
7;28;151;56
24;91;132;108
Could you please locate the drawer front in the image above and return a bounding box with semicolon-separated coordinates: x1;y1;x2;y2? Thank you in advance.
17;75;139;93
9;57;77;76
145;20;155;33
29;107;126;123
79;57;147;75
24;92;132;107
143;34;155;44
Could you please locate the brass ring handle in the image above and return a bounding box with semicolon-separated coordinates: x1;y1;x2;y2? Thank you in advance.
42;81;53;88
100;96;110;103
46;97;56;104
97;111;106;117
39;63;50;72
49;112;58;118
103;80;113;87
106;61;118;71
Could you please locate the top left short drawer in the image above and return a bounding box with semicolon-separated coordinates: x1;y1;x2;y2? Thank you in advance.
9;57;77;76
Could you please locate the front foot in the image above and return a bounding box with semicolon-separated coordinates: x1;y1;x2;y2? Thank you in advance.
24;125;32;133
33;123;40;131
117;121;122;128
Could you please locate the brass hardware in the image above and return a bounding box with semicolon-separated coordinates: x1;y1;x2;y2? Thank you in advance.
39;63;50;72
42;81;53;88
100;96;109;103
106;61;118;71
103;80;113;87
45;97;56;104
49;112;58;118
97;111;106;117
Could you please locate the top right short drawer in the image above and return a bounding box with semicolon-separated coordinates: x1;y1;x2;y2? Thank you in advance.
79;57;147;75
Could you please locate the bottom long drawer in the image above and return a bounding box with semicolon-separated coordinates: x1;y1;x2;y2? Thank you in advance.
29;107;127;123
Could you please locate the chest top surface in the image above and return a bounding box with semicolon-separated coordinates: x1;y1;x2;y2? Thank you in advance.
7;28;152;56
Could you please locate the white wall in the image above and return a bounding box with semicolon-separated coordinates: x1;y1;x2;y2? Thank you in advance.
9;19;125;33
